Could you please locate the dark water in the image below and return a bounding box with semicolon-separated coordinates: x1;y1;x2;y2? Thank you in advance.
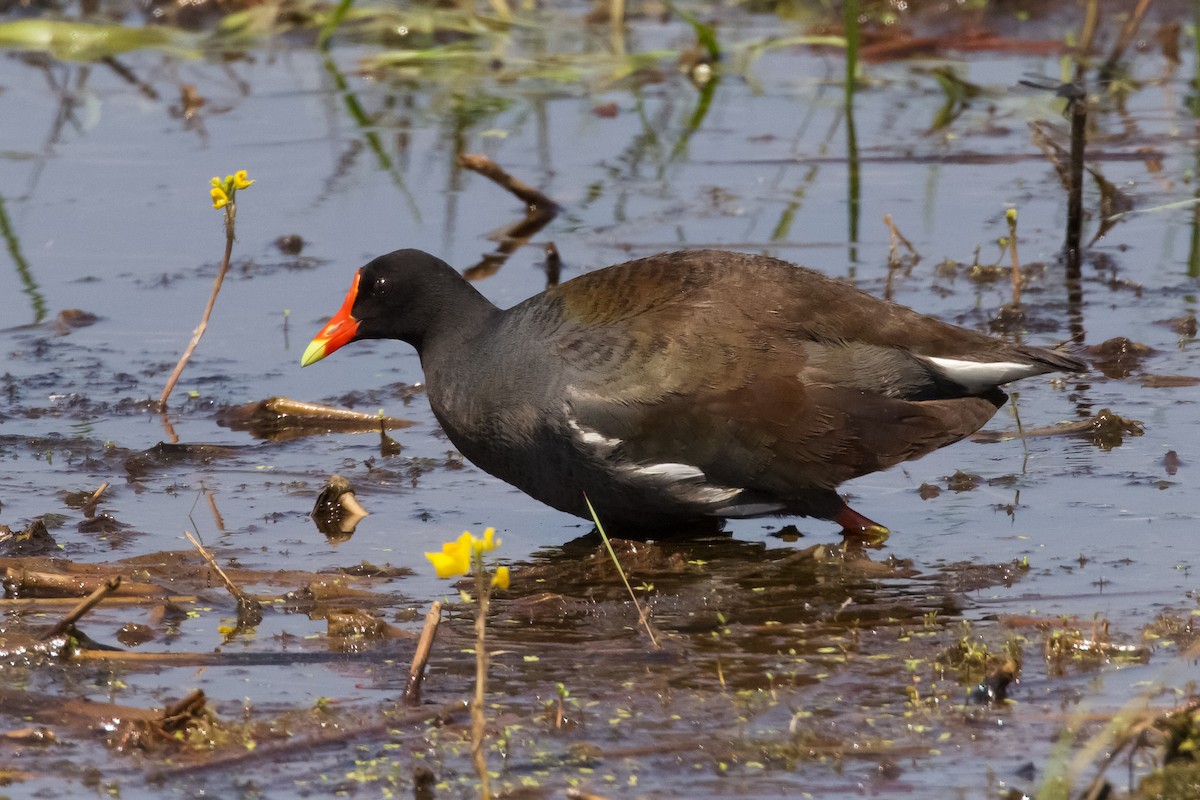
0;2;1198;797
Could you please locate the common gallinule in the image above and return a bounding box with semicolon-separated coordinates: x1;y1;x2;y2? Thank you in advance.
302;249;1084;533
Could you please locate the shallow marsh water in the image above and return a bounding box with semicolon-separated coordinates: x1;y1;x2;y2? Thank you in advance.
0;1;1199;798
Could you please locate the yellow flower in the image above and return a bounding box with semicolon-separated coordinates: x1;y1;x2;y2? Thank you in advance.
232;170;255;190
425;531;474;579
424;528;506;580
491;566;510;590
476;527;500;555
208;170;253;210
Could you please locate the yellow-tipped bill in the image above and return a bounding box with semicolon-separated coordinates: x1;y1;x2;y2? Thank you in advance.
301;272;361;367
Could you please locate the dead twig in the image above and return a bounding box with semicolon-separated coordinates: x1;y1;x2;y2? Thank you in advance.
458;153;560;212
39;576;121;640
544;242;562;288
402;600;442;705
217;396;413;442
184;530;263;626
81;482;109;518
203;485;227;534
883;213;918;261
882;213;919;299
970;408;1142;443
1;595;197;608
1076;0;1100;59
1101;0;1154;78
458;153;562;281
1066;86;1087;274
3;567;163;598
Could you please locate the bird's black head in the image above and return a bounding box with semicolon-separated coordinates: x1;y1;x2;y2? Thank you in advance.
301;249;479;365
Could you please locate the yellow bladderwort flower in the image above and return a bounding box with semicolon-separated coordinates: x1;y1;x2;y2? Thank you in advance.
424;528;509;587
209;170;253;210
491;565;510;590
232;170;255;190
477;526;499;555
425;531;474;579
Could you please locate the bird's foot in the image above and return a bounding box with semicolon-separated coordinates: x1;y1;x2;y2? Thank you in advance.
833;505;890;544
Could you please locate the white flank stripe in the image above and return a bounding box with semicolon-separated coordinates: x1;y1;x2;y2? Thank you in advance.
565;417;622;449
624;462;741;507
924;356;1045;392
632;462;706;481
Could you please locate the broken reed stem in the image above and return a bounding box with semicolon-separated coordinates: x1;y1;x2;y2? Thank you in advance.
1103;0;1153;76
157;206;236;411
1066;91;1087;273
457;153;560;212
40;576;121;640
882;213;918;300
81;481;109;517
184;530;239;600
203;486;227;534
402;600;442;706
471;562;491;800
1006;209;1021;306
3;567;161;597
2;595;197;608
543;242;562;288
183;530;262;624
1077;0;1100;59
609;0;624;28
883;213;918;259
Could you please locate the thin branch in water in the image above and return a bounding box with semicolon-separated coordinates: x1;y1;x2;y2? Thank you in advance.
457;154;561;280
882;213;919;300
40;576;121;640
402;600;442;706
183;529;263;627
543;242;562;288
1066;87;1087;274
458;153;560;212
81;481;109;518
883;213;918;260
1101;0;1154;78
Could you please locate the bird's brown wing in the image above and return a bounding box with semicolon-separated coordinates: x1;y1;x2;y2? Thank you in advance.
568;371;1003;495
